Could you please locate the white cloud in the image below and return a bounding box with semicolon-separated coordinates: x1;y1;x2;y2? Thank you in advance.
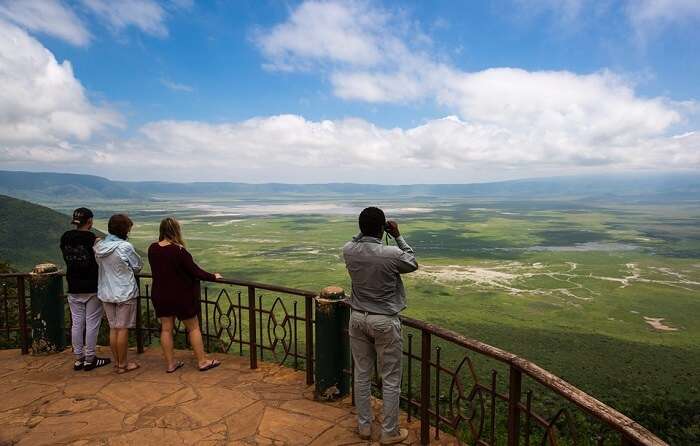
81;0;168;37
0;20;122;151
252;1;697;174
0;0;190;46
1;0;698;183
256;0;386;70
7;113;697;179
257;1;447;104
160;78;194;93
331;70;431;103
627;0;700;35
436;68;683;145
0;0;90;46
512;0;700;37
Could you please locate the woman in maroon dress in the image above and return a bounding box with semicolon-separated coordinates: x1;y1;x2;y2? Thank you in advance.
148;217;222;372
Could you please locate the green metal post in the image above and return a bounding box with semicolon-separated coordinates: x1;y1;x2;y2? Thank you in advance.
314;286;351;401
29;263;65;354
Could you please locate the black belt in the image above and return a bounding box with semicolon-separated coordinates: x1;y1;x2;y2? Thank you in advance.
351;309;397;317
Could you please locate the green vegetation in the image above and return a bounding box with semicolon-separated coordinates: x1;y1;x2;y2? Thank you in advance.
0;195;109;272
0;195;75;271
1;189;699;443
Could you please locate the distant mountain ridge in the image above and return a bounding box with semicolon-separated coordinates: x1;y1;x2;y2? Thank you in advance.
0;171;139;201
1;169;699;202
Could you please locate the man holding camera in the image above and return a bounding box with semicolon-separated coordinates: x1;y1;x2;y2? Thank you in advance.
342;207;418;444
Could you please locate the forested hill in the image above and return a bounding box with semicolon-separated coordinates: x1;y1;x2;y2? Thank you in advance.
0;195;100;271
0;170;139;201
2;169;699;202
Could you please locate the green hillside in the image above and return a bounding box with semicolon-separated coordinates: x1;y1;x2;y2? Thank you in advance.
0;195;86;271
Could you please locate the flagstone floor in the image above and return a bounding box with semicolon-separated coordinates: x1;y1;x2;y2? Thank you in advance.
0;348;457;445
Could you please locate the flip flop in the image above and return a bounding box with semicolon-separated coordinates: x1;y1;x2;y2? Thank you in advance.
116;363;140;374
166;361;185;373
198;359;221;372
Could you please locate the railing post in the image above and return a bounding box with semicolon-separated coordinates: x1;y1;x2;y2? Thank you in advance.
507;365;523;446
420;329;431;445
29;264;65;354
135;277;144;354
17;276;28;355
434;346;441;440
203;285;210;353
314;286;350;400
407;333;413;420
248;286;257;369
491;370;498;445
305;294;314;385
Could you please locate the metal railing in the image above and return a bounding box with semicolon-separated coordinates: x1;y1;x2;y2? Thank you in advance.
0;272;667;445
395;317;666;446
134;273;315;385
0;272;315;384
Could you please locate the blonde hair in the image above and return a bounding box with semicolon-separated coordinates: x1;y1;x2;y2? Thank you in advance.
159;217;185;247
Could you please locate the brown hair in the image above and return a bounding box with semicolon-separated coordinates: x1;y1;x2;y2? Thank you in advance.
108;214;133;240
159;217;185;247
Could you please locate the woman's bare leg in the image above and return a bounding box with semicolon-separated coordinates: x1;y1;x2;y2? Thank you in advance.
160;317;176;369
116;328;137;369
182;317;207;366
109;328;119;366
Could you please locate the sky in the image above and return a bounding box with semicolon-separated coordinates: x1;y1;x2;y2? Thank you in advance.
0;0;699;184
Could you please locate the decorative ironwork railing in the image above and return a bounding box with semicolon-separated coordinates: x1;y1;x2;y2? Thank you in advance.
0;272;667;446
0;272;315;385
134;273;315;385
392;318;666;446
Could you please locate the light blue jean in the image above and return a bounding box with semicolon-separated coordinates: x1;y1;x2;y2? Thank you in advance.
349;310;403;437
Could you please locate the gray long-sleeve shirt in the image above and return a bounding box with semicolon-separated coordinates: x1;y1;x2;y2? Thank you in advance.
342;233;418;315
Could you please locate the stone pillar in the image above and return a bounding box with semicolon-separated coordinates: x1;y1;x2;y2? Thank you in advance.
314;286;351;401
29;263;65;354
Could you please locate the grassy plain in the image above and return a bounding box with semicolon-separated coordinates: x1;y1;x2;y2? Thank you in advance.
48;195;700;443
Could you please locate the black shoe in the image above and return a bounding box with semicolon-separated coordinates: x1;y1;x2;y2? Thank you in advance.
73;359;84;371
83;357;111;371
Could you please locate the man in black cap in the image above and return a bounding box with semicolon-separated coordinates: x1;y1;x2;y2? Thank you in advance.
60;208;110;371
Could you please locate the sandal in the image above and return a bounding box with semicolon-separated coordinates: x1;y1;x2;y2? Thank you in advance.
198;359;221;372
116;362;140;374
166;361;185;373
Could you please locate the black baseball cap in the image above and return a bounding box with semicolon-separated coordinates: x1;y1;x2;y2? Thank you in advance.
71;207;94;225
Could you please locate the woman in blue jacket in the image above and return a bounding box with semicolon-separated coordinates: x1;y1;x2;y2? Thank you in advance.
94;214;143;374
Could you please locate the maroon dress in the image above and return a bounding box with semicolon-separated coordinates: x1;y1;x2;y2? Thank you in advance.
147;243;216;320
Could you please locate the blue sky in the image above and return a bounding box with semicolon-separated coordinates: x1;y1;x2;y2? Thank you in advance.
0;0;698;183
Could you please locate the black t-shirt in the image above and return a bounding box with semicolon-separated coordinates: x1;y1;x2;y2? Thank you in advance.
60;230;98;294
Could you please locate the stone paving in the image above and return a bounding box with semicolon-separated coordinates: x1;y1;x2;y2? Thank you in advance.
0;348;458;445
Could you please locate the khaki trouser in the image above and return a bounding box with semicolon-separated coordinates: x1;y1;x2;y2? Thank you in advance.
349;310;403;437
